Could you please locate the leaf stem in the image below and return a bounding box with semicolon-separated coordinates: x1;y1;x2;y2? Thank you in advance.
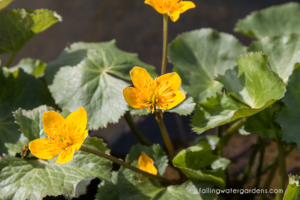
257;160;277;200
255;137;265;188
214;117;248;155
124;111;151;146
241;138;260;186
161;14;168;75
155;110;176;159
80;146;174;184
276;141;286;200
4;52;17;67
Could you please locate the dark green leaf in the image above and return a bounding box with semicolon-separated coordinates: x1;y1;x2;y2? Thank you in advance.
276;68;300;150
235;2;300;39
245;103;281;139
117;144;216;199
168;28;247;102
0;68;54;155
0;9;61;54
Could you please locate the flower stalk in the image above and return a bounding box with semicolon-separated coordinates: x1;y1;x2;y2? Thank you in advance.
155;110;176;159
4;52;17;68
124;111;151;146
276;141;286;200
80;146;174;184
161;14;169;75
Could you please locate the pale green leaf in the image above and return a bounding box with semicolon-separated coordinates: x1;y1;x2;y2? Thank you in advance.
168;28;247;102
0;137;111;200
47;41;157;129
0;68;54;155
276;68;300;150
283;175;300;200
248;34;300;83
192;52;286;133
0;9;61;54
235;2;300;39
0;0;13;10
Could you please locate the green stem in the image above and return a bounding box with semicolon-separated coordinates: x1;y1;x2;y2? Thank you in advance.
248;144;295;180
255;137;265;188
161;14;168;75
257;160;278;200
4;52;17;67
276;141;286;200
80;146;174;184
214;117;248;155
155;110;176;159
124;111;151;146
241;139;260;186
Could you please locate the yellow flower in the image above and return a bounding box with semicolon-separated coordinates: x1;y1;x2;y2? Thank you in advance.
138;152;158;175
145;0;195;22
123;67;186;113
29;107;88;164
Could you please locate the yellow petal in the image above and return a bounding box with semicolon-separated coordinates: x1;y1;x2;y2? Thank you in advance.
29;138;62;159
123;87;144;109
144;0;164;14
73;130;88;151
138;152;158;175
130;67;153;92
55;145;75;164
178;1;196;13
66;107;87;133
167;91;186;109
169;10;180;22
156;72;182;91
42;110;65;139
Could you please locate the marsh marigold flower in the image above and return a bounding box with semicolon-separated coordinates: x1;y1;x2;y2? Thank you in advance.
123;67;185;113
29;107;88;164
145;0;195;22
138;152;158;175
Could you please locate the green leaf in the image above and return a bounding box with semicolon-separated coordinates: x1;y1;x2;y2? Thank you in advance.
47;41;157;129
96;172;119;200
0;68;55;155
14;105;53;142
238;125;251;135
0;9;61;54
192;52;286;133
211;158;230;171
193;135;220;149
45;41;157;85
0;137;111;200
0;0;13;10
276;68;300;150
10;58;46;77
172;145;225;189
235;2;300;39
117;144;216;200
283;175;300;200
248;34;300;83
245;103;281;139
168;28;247;102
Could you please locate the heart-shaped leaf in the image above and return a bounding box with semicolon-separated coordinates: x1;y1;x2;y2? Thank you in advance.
0;137;111;200
248;34;300;83
47;41;157;129
191;52;286;133
235;2;300;39
168;28;247;102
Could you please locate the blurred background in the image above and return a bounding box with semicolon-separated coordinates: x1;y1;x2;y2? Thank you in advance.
1;0;300;199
